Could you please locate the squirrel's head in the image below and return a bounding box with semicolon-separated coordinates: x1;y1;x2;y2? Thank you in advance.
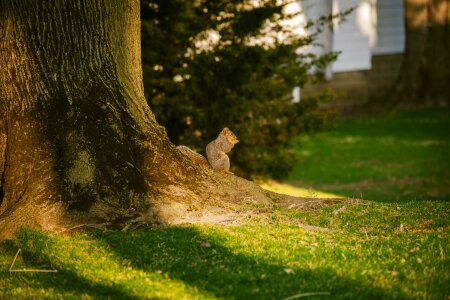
222;127;239;144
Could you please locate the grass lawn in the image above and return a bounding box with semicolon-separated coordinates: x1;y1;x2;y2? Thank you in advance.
1;108;449;299
286;107;450;202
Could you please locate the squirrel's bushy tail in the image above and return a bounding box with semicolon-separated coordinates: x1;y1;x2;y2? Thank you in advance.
176;145;210;168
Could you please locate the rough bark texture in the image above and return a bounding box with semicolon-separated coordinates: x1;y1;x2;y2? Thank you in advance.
393;0;450;106
0;0;284;239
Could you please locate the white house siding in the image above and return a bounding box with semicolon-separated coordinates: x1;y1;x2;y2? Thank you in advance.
331;0;376;72
299;0;406;109
299;0;404;73
300;1;333;57
372;0;405;54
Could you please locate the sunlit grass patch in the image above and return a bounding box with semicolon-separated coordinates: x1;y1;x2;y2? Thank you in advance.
260;180;344;199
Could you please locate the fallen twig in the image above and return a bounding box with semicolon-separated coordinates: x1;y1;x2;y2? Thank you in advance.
9;249;58;273
56;223;87;234
282;292;331;300
56;222;112;234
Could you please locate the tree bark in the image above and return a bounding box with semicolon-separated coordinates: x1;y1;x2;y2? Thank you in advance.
0;0;279;239
393;0;450;106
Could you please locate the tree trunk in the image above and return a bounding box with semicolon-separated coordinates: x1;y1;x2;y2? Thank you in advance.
393;0;450;106
0;0;279;239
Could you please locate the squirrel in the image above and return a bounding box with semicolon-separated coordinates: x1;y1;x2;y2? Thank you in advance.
177;128;239;173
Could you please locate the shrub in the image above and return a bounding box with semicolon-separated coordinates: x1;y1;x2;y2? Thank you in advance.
141;0;338;179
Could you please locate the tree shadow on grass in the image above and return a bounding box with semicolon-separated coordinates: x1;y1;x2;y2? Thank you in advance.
100;227;409;300
0;239;140;299
0;227;412;299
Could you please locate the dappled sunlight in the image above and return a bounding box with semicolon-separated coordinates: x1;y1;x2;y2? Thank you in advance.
356;0;377;47
406;0;449;27
260;180;344;199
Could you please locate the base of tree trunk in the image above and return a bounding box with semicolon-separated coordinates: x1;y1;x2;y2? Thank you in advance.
0;170;342;240
0;0;344;241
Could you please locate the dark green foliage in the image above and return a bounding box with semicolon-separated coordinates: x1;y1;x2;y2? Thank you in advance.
140;0;337;178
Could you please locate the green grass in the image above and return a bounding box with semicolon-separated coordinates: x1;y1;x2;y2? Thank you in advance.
1;210;448;299
288;107;450;202
1;108;449;299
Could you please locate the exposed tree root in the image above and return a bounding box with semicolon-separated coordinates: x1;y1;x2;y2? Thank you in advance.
0;169;346;240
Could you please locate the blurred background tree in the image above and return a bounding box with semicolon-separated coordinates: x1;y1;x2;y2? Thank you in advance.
393;0;450;106
140;0;339;179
